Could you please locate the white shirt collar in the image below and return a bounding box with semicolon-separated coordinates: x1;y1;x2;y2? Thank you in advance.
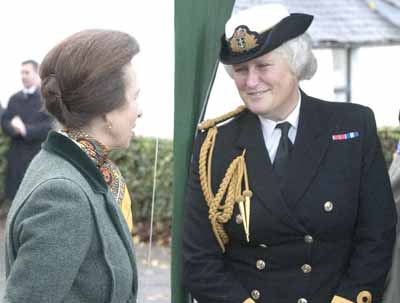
22;85;37;94
258;90;302;140
257;90;302;162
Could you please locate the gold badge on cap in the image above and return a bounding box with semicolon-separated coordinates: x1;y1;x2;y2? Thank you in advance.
229;26;259;53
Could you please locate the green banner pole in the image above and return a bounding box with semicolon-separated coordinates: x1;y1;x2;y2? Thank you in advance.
172;1;235;302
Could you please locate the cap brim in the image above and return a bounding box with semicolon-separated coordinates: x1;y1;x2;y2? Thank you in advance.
220;13;313;65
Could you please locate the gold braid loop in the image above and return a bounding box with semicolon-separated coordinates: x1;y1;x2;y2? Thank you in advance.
216;170;238;223
199;127;218;204
198;106;252;252
198;105;246;131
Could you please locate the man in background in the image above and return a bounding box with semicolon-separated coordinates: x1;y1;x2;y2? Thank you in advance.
0;60;52;216
383;110;400;303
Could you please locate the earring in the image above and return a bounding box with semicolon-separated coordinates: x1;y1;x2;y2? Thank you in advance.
107;121;112;129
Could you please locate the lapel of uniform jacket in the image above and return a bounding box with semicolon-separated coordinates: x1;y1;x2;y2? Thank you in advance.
43;131;137;277
285;91;333;208
235;111;306;232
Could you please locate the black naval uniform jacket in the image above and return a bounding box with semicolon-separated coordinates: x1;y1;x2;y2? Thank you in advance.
1;89;52;200
183;91;397;303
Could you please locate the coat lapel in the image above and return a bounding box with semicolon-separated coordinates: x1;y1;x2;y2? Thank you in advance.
44;131;137;288
285;91;333;208
104;192;138;276
235;112;306;232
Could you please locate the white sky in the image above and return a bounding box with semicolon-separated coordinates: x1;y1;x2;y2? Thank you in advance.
0;0;174;138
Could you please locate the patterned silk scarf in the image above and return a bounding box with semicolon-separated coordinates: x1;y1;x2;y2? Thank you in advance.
64;129;133;233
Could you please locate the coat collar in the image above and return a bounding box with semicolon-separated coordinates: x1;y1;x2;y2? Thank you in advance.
43;131;137;295
233;90;333;231
42;131;108;194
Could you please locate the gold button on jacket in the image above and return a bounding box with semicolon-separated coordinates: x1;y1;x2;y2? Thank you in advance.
304;235;314;243
324;201;333;212
251;289;260;300
301;264;312;273
256;260;266;270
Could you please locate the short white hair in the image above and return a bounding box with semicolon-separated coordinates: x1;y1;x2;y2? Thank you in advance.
275;33;317;80
224;33;317;81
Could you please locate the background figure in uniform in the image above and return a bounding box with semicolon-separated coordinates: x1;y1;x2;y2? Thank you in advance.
383;110;400;303
388;110;400;207
183;4;396;303
1;60;52;206
0;103;4;120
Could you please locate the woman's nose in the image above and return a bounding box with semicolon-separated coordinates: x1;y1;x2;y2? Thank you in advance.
245;69;259;88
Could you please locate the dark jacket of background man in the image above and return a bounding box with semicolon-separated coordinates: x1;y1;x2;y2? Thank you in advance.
1;60;52;201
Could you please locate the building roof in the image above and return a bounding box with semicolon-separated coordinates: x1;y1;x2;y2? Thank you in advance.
233;0;400;48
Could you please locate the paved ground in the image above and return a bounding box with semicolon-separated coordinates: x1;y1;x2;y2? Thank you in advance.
136;242;171;303
0;217;170;303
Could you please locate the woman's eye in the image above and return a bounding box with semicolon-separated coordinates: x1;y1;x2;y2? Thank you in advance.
234;68;244;72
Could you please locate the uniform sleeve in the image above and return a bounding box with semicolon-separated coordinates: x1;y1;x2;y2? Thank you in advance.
4;178;94;303
182;133;253;303
332;108;397;303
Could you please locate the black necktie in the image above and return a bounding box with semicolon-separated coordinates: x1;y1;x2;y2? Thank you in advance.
273;122;293;183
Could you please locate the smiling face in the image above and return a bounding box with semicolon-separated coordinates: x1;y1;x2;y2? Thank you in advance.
105;63;142;149
230;50;299;121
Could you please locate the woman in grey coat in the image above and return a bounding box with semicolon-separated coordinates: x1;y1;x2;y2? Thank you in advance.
4;29;142;303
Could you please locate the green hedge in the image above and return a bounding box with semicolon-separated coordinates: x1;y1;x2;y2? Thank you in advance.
110;137;173;222
109;137;173;242
0;127;399;241
0;132;173;222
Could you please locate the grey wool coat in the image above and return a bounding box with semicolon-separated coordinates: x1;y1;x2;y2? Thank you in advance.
4;131;138;303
